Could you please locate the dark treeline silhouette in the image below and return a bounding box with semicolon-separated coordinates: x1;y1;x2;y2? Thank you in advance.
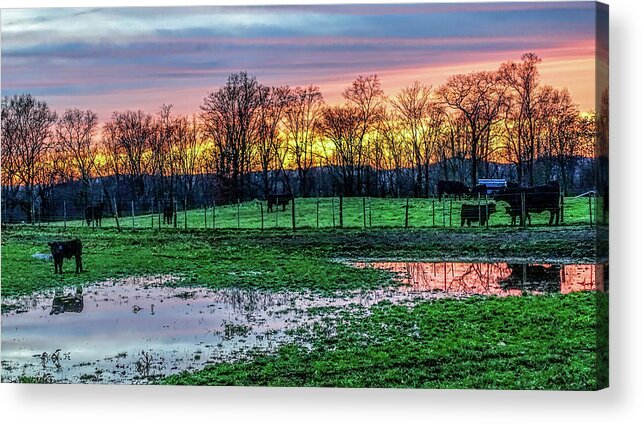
1;53;601;223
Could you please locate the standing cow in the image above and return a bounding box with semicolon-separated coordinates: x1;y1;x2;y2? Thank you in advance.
85;202;105;227
460;203;497;227
163;202;174;225
48;239;83;274
495;181;560;226
267;193;293;212
437;180;470;201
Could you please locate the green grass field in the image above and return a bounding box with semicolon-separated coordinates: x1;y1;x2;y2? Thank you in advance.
1;209;605;389
39;195;597;231
162;291;607;390
0;225;596;298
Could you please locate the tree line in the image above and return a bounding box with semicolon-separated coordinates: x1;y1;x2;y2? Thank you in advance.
1;53;597;223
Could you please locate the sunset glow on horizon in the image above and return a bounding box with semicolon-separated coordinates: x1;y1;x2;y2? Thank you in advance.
1;2;602;120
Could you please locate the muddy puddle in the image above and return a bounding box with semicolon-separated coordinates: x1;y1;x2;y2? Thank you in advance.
0;274;458;384
1;262;606;384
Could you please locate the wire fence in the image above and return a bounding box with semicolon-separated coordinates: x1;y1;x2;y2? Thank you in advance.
1;193;604;231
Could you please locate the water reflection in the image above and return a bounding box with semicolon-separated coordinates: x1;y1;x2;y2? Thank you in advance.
353;262;607;296
1;263;606;384
50;287;84;315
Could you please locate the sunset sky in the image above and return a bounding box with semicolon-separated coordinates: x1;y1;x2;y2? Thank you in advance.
1;2;603;120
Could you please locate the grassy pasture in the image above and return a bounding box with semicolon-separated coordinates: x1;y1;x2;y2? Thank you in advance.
42;195;597;230
1;205;604;390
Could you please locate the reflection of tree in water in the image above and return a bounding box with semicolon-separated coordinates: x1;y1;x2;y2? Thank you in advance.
381;262;516;296
50;287;84;315
357;262;602;296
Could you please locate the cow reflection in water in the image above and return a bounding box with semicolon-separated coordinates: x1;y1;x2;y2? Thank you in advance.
498;264;562;293
50;287;84;315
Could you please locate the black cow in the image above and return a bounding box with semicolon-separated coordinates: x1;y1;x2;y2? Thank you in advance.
437;180;470;201
267;193;293;212
471;184;488;196
460;203;497;227
163;203;174;225
85;202;105;227
50;287;84;315
48;239;83;274
495;181;560;226
504;205;531;226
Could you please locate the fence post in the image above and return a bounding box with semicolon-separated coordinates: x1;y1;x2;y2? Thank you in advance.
113;197;121;232
432;197;435;227
316;197;320;229
442;199;446;227
560;193;565;224
213;201;216;230
291;196;296;231
237;198;240;229
131;200;135;229
339;195;344;228
449;199;453;227
184;198;188;230
363;197;367;228
477;192;481;226
369;197;372;227
485;194;489;228
260;201;264;230
173;199;177;228
520;191;526;227
588;195;593;227
63;201;67;230
404;197;410;228
332;197;336;228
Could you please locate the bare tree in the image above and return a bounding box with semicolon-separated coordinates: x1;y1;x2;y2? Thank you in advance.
106;110;155;201
1;94;57;222
376;108;409;197
439;71;506;186
320;105;362;196
56;108;99;205
343;75;385;194
174;114;203;206
391;82;445;196
283;86;324;197
256;85;291;197
499;53;542;185
201;72;261;201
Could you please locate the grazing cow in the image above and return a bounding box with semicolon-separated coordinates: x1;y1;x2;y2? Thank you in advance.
163;203;174;225
495;181;560;226
504;205;531;226
471;184;488;196
50;287;84;315
48;239;83;274
267;193;293;212
437;180;470;201
460;203;497;227
85;202;105;227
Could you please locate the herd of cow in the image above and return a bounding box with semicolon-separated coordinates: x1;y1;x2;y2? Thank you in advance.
51;180;561;274
437;179;561;227
81;180;561;229
80;181;560;229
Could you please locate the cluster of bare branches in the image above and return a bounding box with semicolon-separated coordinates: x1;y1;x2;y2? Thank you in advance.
1;53;599;222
